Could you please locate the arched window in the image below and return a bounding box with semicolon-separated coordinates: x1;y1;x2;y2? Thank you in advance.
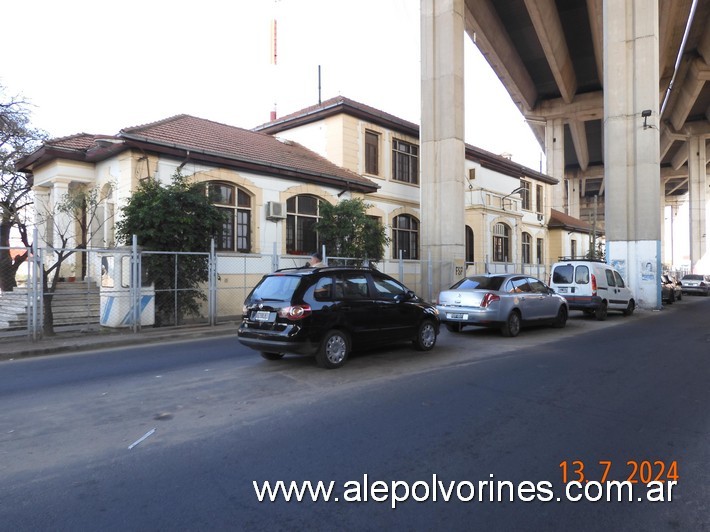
286;195;321;255
465;226;474;263
207;182;251;252
492;222;510;262
392;214;419;259
522;232;532;264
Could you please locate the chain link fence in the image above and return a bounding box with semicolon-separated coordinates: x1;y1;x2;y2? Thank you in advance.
1;241;555;341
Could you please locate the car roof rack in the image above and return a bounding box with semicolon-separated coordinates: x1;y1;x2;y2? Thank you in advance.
557;256;605;263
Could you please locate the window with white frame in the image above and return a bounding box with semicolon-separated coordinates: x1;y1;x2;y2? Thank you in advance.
520;180;532;211
536;184;543;213
392;139;419;184
522;232;532;264
365;131;379;175
492;222;510;262
207;182;251;252
392;214;419;259
286;195;321;255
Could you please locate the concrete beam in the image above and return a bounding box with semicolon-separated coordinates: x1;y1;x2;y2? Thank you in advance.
671;141;689;170
666;178;689;195
698;18;710;65
659;0;694;81
568;119;589;171
660;126;688;159
661;165;688;179
670;58;709;130
586;0;603;87
463;0;537;111
524;0;577;103
532;91;603;121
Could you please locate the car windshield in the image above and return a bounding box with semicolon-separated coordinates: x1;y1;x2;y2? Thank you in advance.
451;276;506;291
683;274;704;281
252;275;301;301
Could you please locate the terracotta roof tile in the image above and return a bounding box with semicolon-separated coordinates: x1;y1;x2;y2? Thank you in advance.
120;114;375;189
548;208;600;234
46;133;98;151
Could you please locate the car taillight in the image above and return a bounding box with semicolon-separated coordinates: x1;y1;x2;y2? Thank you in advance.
481;293;500;308
591;274;597;295
278;305;312;320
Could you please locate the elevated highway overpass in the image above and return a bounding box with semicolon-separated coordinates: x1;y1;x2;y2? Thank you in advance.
421;0;710;308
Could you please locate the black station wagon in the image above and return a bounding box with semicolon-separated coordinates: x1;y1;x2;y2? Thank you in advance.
237;266;440;368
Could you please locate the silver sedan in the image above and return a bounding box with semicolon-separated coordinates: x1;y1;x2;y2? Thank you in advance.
436;274;569;337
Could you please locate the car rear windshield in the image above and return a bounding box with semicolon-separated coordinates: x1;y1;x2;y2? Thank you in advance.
683;274;704;280
252;275;302;301
552;265;574;284
451;276;506;291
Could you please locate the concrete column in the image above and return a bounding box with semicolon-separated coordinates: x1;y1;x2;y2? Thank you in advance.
567;173;581;219
687;135;708;272
603;0;661;309
420;0;465;300
50;180;75;250
32;187;51;248
545;118;566;213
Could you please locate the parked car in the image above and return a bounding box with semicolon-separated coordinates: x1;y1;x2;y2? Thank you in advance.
549;259;635;320
680;273;710;296
661;274;682;304
436;274;568;337
237;266;440;368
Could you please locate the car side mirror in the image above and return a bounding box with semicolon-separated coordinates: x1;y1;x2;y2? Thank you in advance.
395;290;416;303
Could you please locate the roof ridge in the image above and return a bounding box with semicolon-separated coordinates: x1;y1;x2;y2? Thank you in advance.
47;132;97;145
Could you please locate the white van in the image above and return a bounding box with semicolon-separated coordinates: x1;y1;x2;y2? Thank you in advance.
549;259;635;320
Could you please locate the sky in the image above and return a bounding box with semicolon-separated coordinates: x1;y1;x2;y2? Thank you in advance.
2;0;544;170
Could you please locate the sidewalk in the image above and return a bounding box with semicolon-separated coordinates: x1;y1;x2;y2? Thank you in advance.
0;322;239;361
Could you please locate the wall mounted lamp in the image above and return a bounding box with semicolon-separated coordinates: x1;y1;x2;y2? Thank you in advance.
641;109;652;129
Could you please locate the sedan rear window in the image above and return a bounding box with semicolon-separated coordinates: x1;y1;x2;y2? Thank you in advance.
451;276;506;291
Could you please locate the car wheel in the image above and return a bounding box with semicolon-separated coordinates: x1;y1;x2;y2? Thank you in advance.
553;305;568;328
501;311;521;337
260;352;284;361
594;301;608;321
622;300;635;317
413;320;437;351
445;322;463;333
316;330;350;369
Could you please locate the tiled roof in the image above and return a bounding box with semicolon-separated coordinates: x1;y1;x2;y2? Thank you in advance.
255;96;420;136
548;208;600;234
46;133;98;151
120;114;375;189
255;96;557;184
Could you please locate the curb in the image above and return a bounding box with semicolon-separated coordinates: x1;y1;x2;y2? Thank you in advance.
0;324;239;361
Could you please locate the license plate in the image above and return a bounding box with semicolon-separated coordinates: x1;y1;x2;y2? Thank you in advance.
558;287;568;293
254;310;272;321
447;313;468;320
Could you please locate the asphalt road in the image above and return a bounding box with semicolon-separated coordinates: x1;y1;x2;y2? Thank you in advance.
0;298;708;531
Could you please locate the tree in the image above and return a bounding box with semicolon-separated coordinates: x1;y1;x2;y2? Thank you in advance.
0;85;48;291
314;198;389;263
115;173;225;326
37;183;112;335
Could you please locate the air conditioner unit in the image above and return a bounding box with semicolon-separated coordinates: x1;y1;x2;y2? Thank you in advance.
266;201;287;220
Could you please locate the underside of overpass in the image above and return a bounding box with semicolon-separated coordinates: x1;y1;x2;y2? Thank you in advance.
464;0;709;221
422;0;710;309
